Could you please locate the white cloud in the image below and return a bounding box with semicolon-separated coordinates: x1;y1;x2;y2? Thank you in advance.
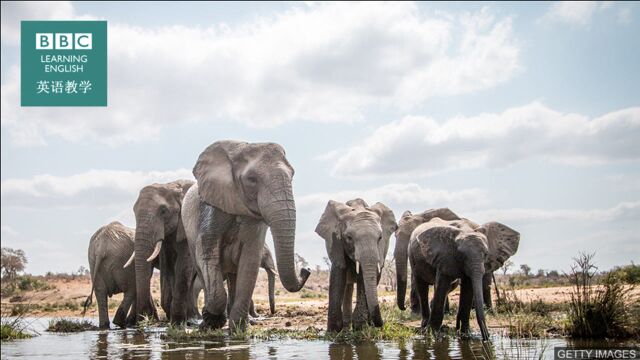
329;103;640;178
1;2;519;146
468;201;640;223
298;183;488;215
1;169;193;208
0;2;76;45
540;1;606;27
1;225;18;236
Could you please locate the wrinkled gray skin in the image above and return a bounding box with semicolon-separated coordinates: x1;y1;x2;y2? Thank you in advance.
191;244;278;318
394;208;462;312
84;222;137;329
129;180;198;324
182;141;310;333
315;199;397;332
409;217;520;340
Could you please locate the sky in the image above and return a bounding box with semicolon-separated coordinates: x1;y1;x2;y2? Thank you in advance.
1;1;639;275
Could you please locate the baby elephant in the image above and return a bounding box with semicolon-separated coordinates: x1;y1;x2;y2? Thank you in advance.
84;221;137;329
315;199;397;332
410;217;519;340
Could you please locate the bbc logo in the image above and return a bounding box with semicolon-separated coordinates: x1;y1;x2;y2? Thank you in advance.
36;33;92;50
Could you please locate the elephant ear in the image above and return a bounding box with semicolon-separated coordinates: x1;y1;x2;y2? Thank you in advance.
418;208;460;223
192;140;255;217
417;221;462;269
369;202;397;266
479;221;520;272
315;200;352;258
346;198;369;210
168;180;194;242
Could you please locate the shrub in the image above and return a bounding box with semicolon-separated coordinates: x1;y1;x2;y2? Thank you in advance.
565;252;637;339
608;263;640;284
47;318;97;333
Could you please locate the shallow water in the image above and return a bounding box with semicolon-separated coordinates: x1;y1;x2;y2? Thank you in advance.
1;318;635;359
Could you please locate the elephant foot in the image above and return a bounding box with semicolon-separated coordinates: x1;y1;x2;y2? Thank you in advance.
327;320;343;333
98;322;110;330
200;310;226;330
113;312;127;329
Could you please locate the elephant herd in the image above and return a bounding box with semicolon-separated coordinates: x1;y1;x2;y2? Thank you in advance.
83;140;520;340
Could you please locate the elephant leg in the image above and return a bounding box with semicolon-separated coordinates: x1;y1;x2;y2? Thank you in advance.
456;275;473;334
414;276;430;330
113;291;134;328
170;245;193;324
429;272;454;332
327;263;347;332
444;296;451;314
226;274;236;317
342;282;353;329
228;234;264;333
125;292;138;328
198;205;233;330
352;275;369;330
160;252;174;321
96;288;110;329
410;280;421;315
482;272;493;309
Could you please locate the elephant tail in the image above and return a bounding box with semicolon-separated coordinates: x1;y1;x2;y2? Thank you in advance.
82;253;103;316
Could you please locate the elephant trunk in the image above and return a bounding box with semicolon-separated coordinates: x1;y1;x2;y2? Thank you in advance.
260;177;310;293
472;273;490;341
198;202;227;317
394;236;409;310
134;222;159;320
267;269;276;314
362;258;383;327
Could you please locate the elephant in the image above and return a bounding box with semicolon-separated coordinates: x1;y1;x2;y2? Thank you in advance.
394;208;462;312
83;221;137;329
182;140;310;332
409;216;520;340
315;198;397;332
125;179;198;324
191;243;278;318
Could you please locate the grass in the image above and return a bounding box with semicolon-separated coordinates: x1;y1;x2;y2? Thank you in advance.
1;298;38;341
565;252;638;339
47;318;98;333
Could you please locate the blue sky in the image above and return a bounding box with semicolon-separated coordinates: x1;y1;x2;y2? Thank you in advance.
1;1;638;275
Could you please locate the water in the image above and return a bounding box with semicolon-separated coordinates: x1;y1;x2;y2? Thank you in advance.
1;318;635;359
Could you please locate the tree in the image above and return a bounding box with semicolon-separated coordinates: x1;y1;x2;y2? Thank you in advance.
294;253;308;273
536;269;545;277
520;264;532;277
323;257;331;271
1;247;27;281
500;260;514;276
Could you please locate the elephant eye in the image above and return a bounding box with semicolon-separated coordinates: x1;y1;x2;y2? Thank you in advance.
378;235;382;242
159;205;169;216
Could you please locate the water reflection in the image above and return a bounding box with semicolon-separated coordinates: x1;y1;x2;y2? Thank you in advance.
3;317;633;360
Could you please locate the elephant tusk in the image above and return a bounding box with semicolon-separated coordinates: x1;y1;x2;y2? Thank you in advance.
146;241;162;262
355;261;360;274
377;263;381;274
123;251;135;268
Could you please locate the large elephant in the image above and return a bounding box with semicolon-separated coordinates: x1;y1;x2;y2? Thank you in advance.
182;140;310;332
126;180;198;324
409;217;519;340
191;243;278;317
83;221;137;329
315;199;397;332
395;208;461;311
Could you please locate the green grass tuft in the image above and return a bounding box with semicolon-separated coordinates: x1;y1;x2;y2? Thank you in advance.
47;318;98;333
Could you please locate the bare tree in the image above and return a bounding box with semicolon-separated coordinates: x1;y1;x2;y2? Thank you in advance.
323;257;331;271
500;260;514;276
294;253;308;273
520;263;532;277
382;257;397;291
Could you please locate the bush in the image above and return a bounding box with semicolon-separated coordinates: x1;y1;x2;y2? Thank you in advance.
47;318;97;333
1;301;36;340
608;263;640;284
565;252;637;339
